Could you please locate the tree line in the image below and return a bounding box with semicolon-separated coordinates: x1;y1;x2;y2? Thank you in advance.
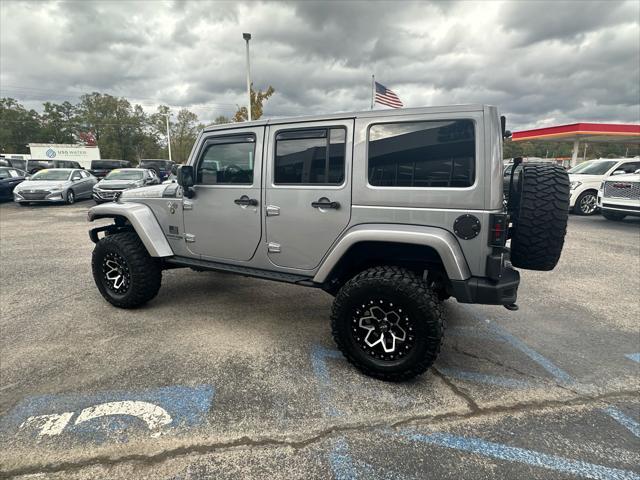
2;88;636;163
0;86;275;164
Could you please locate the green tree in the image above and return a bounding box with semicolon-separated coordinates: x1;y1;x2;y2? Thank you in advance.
214;115;231;124
0;98;42;153
232;85;275;122
40;101;76;144
171;108;201;163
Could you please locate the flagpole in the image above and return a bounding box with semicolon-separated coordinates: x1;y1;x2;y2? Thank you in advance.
371;75;375;110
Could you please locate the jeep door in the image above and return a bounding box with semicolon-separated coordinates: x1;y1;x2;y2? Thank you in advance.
265;119;353;270
182;127;264;261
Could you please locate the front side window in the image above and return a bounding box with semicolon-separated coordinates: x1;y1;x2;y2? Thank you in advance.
368;120;475;188
197;135;255;185
275;127;346;185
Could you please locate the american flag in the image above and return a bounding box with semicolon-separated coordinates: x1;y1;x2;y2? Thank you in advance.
375;81;403;108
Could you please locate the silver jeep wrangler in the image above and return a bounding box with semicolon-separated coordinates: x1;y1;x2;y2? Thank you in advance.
88;105;569;381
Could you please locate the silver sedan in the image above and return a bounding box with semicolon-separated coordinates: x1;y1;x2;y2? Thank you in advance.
13;168;97;205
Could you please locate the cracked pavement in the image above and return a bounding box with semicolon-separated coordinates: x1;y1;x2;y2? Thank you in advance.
1;202;638;479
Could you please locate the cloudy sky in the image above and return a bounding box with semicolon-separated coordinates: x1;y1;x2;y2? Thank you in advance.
1;0;638;129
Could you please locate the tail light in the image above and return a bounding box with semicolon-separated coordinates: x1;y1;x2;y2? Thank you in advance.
489;213;509;247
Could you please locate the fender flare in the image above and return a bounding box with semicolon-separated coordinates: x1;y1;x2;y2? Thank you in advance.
88;202;173;257
313;224;471;282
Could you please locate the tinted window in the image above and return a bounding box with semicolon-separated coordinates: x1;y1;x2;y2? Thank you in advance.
197;135;255;184
368;120;475;187
274;128;346;184
140;160;172;169
619;162;640;174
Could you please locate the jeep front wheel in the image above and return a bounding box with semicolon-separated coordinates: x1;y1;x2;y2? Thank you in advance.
92;231;162;308
331;266;444;381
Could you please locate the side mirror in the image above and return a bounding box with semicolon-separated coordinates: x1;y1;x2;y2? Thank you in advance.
634;168;640;174
611;170;626;176
177;165;195;198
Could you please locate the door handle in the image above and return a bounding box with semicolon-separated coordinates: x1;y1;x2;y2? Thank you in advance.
234;196;258;206
311;200;340;209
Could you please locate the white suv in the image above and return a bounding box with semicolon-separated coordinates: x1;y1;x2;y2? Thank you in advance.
598;172;640;221
568;158;640;215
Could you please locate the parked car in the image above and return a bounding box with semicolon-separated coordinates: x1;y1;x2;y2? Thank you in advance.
0;167;27;201
26;159;83;175
13;168;97;205
598;171;640;221
90;159;132;179
139;159;174;180
568;158;640;215
88;105;570;381
93;168;160;203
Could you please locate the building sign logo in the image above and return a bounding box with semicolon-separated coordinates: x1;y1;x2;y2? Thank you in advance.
46;148;57;159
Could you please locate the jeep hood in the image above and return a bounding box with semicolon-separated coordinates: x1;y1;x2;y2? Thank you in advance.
119;183;172;199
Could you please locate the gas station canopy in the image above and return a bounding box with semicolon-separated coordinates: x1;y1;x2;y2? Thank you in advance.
512;123;640;166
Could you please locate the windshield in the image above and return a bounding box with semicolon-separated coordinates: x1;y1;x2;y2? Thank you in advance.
105;170;143;180
31;169;71;181
568;160;617;175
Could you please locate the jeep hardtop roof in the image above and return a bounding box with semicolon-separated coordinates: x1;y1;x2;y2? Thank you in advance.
203;104;491;132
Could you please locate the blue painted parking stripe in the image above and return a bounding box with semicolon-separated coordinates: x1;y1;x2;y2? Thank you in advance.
310;345;343;418
625;353;640;364
461;306;574;385
330;438;359;480
602;407;640;438
438;367;533;389
399;431;640;480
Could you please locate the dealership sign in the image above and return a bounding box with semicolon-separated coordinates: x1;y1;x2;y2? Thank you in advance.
29;144;101;163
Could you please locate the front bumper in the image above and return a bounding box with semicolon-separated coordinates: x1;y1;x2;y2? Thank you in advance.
14;191;66;203
449;266;520;305
597;194;640;216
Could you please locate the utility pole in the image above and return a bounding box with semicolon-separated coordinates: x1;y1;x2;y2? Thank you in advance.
243;33;252;122
165;113;172;162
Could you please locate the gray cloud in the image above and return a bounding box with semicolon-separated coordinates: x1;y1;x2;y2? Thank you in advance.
0;0;638;129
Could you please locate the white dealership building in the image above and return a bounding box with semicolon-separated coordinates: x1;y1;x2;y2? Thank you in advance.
28;143;101;169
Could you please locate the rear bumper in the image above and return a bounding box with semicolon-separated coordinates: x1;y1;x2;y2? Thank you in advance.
449;266;520;305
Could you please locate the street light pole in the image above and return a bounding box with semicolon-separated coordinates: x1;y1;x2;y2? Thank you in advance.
165;113;172;162
243;32;252;122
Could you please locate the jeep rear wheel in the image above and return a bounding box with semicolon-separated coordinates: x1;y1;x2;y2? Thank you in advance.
92;231;162;308
509;163;570;271
331;266;444;381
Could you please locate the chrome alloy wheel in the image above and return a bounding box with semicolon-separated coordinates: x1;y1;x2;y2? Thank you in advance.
351;300;415;361
102;252;131;294
579;193;597;214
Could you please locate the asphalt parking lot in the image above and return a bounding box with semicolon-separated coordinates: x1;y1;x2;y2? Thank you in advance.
0;200;638;479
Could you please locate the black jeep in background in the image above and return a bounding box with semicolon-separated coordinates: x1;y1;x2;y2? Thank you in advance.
90;160;132;179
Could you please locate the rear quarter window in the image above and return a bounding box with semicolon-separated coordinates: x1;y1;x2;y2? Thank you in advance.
368;119;475;188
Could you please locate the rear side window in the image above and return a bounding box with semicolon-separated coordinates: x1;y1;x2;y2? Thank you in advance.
274;127;346;185
196;134;255;185
368;120;475;188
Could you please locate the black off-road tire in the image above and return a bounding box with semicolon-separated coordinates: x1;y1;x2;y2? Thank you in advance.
509;163;570;271
331;266;444;382
602;211;626;221
92;232;162;308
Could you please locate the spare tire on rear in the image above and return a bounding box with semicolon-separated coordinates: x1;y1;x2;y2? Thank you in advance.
508;163;570;271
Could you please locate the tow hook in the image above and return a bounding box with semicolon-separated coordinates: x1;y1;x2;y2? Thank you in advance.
504;303;519;311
